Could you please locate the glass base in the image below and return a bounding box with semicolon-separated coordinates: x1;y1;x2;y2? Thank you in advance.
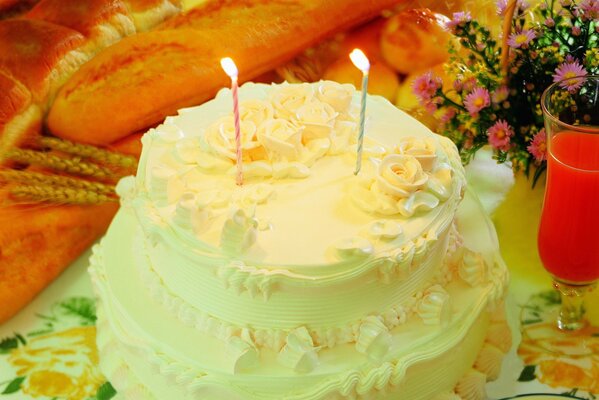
552;279;597;331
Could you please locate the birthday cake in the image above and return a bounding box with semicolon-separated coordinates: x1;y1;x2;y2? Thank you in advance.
89;81;511;399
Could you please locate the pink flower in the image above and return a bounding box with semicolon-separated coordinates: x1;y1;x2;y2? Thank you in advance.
553;60;588;92
464;87;490;116
572;25;582;36
507;29;536;48
487;120;514;151
576;0;599;21
412;72;442;103
440;107;457;123
527;129;547;162
492;85;509;104
446;11;472;31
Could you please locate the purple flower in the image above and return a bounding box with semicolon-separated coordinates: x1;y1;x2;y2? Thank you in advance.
553;60;588;92
576;0;599;21
412;72;443;103
545;17;555;27
507;29;536;48
527;129;547;162
464;87;491;116
487;120;514;151
446;11;472;31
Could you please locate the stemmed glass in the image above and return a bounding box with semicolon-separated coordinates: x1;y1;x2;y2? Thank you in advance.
538;75;599;331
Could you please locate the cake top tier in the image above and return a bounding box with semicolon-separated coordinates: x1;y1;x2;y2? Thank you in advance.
121;81;466;270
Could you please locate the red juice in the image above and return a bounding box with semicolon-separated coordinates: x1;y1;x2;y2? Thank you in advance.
538;130;599;283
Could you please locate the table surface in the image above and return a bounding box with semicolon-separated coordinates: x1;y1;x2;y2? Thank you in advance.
1;173;597;400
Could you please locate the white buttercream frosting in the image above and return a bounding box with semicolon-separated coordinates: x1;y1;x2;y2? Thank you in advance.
89;81;510;400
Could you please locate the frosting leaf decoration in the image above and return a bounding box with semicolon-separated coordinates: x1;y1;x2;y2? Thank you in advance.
459;249;488;287
368;220;403;240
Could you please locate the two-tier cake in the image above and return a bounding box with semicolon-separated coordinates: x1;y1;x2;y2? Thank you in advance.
89;81;511;399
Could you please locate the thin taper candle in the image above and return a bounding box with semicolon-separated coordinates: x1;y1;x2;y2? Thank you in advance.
349;49;371;175
220;57;243;185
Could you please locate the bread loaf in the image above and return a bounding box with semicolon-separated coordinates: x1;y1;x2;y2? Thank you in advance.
0;19;88;108
0;196;119;323
26;0;136;54
48;0;399;145
0;71;42;163
124;0;181;31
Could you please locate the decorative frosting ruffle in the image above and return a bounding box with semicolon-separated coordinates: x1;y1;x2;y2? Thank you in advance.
454;369;487;400
417;285;452;326
458;249;488;287
473;343;504;381
220;207;258;255
225;334;259;374
278;327;320;373
355;316;392;361
485;320;512;353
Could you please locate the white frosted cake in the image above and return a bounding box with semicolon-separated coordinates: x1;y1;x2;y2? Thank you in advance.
89;81;511;400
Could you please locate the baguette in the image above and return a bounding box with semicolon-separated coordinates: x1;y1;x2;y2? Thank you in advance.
124;0;182;31
47;0;400;146
26;0;136;54
0;19;88;108
0;71;42;164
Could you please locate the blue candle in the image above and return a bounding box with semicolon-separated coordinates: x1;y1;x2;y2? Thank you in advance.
349;49;370;175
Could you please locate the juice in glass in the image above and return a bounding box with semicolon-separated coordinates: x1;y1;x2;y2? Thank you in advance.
538;131;599;283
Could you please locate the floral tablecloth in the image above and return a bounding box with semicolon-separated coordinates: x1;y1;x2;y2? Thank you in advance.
1;171;598;400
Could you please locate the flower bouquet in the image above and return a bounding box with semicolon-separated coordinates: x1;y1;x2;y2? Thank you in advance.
413;0;598;183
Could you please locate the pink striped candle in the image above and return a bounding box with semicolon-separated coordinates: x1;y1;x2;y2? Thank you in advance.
220;57;243;186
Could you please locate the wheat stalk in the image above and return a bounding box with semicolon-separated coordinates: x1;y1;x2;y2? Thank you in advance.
39;137;138;170
10;184;117;205
6;149;115;180
0;169;115;195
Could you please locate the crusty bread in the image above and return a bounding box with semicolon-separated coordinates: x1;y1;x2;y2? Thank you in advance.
0;194;119;323
0;71;42;163
0;19;88;108
48;0;400;145
380;8;451;74
26;0;136;53
124;0;181;31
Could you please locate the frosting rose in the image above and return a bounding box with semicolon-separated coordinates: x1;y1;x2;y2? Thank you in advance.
203;116;265;162
395;137;438;171
375;154;428;198
240;99;274;128
257;119;304;161
316;81;355;113
269;83;315;120
295;100;337;141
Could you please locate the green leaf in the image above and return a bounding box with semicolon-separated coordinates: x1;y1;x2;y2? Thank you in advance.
14;334;26;346
2;377;25;394
57;297;97;324
95;382;117;400
518;365;537;382
0;337;18;354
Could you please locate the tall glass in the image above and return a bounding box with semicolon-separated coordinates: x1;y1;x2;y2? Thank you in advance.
538;75;599;331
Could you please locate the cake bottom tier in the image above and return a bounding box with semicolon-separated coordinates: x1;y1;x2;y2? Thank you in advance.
90;190;510;400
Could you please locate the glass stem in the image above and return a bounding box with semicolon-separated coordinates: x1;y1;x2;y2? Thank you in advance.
553;280;595;331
